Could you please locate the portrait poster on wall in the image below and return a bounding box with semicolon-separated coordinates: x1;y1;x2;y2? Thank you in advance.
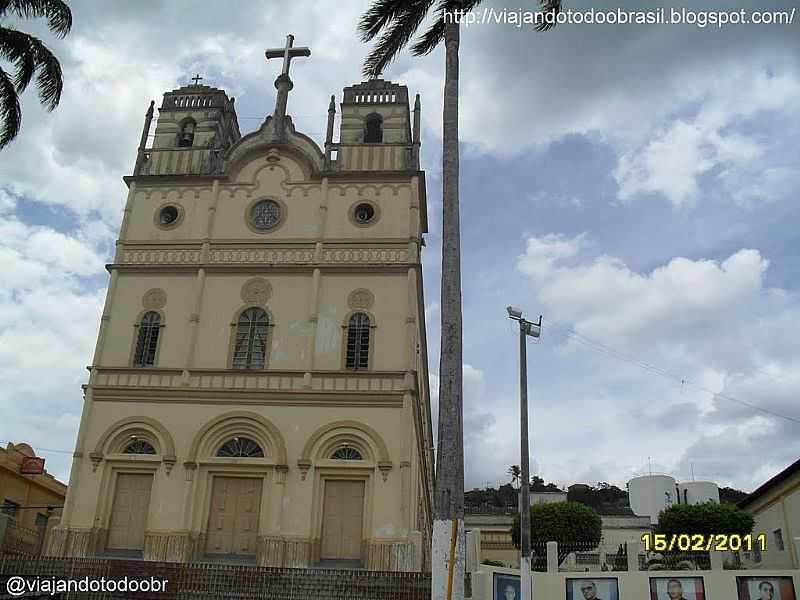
649;576;706;600
566;577;620;600
493;572;523;600
736;576;797;600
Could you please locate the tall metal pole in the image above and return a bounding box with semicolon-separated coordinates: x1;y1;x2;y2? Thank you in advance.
519;321;532;600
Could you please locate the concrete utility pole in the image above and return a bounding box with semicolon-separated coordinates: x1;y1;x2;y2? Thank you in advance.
507;306;541;600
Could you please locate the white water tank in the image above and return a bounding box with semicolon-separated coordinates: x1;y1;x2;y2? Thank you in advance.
628;475;677;524
677;481;719;505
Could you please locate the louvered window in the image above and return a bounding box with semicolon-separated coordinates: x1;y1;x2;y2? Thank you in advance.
345;312;370;370
134;312;161;367
232;308;269;369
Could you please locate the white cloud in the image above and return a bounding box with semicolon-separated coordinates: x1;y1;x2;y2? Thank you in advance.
519;233;773;346
0;189;16;213
611;73;797;206
0;212;106;481
513;233;800;488
720;166;800;208
611;69;800;207
450;8;800;209
516;233;586;280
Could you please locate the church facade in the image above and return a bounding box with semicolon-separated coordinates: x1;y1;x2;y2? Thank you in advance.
48;42;434;572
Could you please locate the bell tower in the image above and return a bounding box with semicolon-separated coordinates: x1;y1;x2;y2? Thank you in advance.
327;79;421;172
135;80;241;176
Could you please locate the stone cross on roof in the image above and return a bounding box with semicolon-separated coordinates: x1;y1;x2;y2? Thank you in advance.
264;34;311;139
265;34;310;77
190;73;203;86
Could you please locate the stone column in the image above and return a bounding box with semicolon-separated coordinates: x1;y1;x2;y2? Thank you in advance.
465;529;479;573
626;540;641;572
793;537;800;569
546;540;558;573
134;100;155;174
183;268;206;379
710;547;724;570
117;181;137;243
306;268;321;375
324;95;335;170
412;94;421;168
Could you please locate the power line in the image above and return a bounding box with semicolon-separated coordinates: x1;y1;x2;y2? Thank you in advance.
540;320;800;426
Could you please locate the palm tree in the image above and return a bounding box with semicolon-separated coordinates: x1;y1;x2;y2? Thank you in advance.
359;2;560;598
508;464;521;489
0;0;72;149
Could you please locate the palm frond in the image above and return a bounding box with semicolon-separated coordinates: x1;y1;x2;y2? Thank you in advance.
33;34;61;109
411;0;483;56
360;0;434;78
0;0;73;37
535;0;562;32
0;27;62;109
358;0;409;42
409;16;443;56
0;26;38;93
0;65;21;148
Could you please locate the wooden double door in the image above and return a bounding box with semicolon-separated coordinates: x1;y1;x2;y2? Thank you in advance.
107;473;153;552
320;480;365;561
206;477;262;558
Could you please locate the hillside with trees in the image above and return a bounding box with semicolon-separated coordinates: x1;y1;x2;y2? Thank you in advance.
465;469;748;514
568;482;633;515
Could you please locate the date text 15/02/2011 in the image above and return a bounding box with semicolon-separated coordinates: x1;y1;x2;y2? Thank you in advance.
641;533;766;552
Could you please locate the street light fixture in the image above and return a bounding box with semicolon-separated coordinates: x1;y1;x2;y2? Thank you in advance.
507;307;542;600
506;305;523;320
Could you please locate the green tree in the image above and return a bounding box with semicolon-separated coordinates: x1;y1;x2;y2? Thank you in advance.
568;482;631;514
530;475;563;492
654;502;754;569
359;3;560;596
718;486;748;504
0;0;72;148
512;501;602;564
656;502;755;538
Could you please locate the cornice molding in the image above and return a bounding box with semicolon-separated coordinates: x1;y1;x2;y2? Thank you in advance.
89;368;412;406
115;240;414;268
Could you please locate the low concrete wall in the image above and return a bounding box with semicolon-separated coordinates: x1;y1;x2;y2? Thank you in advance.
470;539;800;599
473;565;800;600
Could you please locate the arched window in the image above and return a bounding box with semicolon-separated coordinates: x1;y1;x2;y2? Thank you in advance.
133;311;161;367
232;307;269;369
123;438;156;455
178;119;195;147
216;437;264;458
331;446;362;460
345;312;370;370
364;114;383;143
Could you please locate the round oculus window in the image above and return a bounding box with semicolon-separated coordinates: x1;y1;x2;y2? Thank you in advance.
159;205;180;226
353;203;376;224
250;199;282;230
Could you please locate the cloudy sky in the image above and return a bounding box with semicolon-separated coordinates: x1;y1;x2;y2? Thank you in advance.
1;0;799;494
